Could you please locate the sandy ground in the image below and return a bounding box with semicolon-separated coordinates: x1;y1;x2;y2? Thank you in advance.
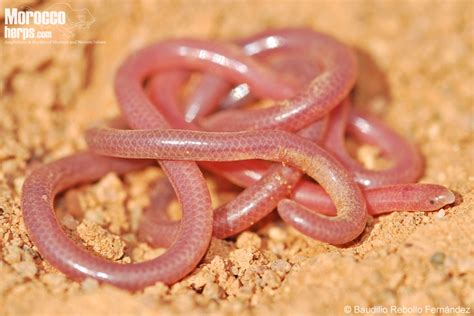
1;0;473;315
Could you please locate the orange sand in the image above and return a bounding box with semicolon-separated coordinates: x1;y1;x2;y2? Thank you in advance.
1;1;473;315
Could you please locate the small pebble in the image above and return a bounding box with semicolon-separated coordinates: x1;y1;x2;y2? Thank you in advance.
268;227;287;242
270;259;291;277
261;270;281;289
435;208;446;220
81;278;99;292
236;232;262;249
430;252;446;267
13;261;38;278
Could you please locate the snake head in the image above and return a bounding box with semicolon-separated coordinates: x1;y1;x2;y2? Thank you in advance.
425;186;456;211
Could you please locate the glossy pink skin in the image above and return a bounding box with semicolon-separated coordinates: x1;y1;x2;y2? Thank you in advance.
100;32;364;247
86;127;367;245
200;99;423;189
184;30;322;122
21;27;456;291
24;40;270;289
118;39;296;112
139;170;455;247
23;36;293;289
175;30;420;188
139;164;303;248
184;74;232;123
145;70;330;242
139;177;454;248
138;177;180;247
202;28;357;132
139;31;339;242
139;39;331;241
142;48;420;246
293;183;455;216
323;101;424;187
24;37;297;290
140;30;448;245
21;153;213;290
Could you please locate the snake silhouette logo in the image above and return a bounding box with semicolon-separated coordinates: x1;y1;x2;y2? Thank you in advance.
18;2;96;40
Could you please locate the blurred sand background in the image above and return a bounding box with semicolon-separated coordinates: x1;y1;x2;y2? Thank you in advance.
0;0;473;315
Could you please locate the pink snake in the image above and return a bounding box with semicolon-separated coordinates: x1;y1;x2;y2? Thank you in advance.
21;28;455;291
